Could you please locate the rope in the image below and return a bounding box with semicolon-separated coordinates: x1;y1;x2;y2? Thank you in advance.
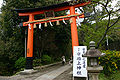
24;13;84;24
28;24;31;29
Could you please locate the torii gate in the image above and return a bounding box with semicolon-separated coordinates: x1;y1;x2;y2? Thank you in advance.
15;0;91;69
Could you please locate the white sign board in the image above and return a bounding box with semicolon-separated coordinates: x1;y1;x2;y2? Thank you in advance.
73;46;87;77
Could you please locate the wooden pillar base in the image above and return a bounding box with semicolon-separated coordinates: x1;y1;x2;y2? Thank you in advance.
74;77;86;80
26;57;33;69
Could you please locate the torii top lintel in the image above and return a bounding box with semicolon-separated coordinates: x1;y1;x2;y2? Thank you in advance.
15;1;91;16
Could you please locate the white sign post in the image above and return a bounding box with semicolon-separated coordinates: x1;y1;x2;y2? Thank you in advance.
73;46;87;77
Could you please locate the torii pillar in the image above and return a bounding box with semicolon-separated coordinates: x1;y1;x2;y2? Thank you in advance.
26;14;34;69
70;6;79;53
70;5;86;80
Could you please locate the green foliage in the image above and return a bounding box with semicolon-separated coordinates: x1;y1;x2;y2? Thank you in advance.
78;20;107;47
79;0;120;48
99;73;109;80
108;71;120;80
78;19;120;50
106;21;120;50
99;71;120;80
41;55;52;65
99;50;120;75
54;57;61;62
33;59;42;67
15;57;26;69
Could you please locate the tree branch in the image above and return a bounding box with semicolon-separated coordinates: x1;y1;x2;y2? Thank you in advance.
91;0;120;48
91;1;110;14
112;8;120;13
106;13;111;28
96;27;109;48
108;16;120;28
96;16;120;48
105;0;109;7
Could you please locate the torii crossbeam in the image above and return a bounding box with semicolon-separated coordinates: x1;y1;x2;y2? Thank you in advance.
15;0;91;69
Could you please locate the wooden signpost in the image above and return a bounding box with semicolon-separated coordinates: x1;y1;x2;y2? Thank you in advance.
73;46;87;80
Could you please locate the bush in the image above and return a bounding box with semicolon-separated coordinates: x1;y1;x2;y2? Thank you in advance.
33;58;42;67
41;55;52;65
99;50;120;75
15;57;26;70
54;57;61;62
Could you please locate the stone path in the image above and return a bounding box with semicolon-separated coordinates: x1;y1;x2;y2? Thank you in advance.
0;64;73;80
35;64;72;80
53;67;73;80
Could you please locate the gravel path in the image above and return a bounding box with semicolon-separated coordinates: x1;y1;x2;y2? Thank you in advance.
53;66;73;80
35;64;72;80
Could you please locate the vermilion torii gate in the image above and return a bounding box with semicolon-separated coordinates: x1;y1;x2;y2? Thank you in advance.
15;0;91;69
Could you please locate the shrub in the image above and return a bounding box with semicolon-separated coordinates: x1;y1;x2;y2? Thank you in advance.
33;58;42;67
15;57;26;69
99;50;120;75
54;57;61;62
41;55;52;65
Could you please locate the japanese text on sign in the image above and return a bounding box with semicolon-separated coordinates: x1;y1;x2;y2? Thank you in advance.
73;46;87;77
